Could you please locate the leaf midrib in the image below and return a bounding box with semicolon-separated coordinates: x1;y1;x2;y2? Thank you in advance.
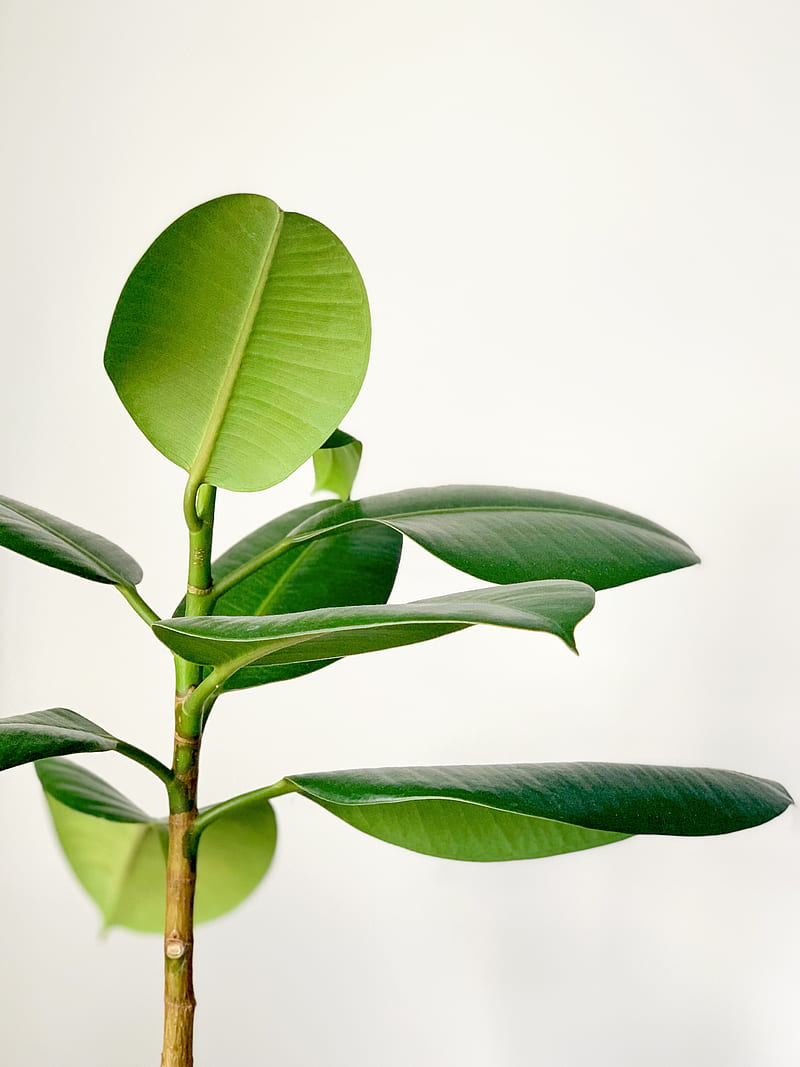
291;505;692;547
189;209;285;484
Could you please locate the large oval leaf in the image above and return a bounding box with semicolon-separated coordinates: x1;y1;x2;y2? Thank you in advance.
286;763;793;862
0;709;117;772
153;580;595;675
0;494;142;585
36;759;276;931
104;194;371;492
196;500;402;690
282;485;699;591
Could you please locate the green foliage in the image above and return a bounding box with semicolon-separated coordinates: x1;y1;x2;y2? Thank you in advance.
37;760;276;931
0;495;142;586
280;485;699;590
104;194;370;493
0;709;117;770
0;191;790;1064
312;429;363;500
153;580;596;674
177;500;403;690
286;763;791;861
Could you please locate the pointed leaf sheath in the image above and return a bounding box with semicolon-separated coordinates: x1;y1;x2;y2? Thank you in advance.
0;710;118;771
104;194;370;492
36;760;276;931
197;500;402;690
283;485;700;591
153;580;596;673
0;495;142;585
286;763;793;862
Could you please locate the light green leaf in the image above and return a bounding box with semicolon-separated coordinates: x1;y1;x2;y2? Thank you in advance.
0;495;142;585
286;763;793;862
104;194;370;492
313;429;363;500
0;709;117;772
36;760;276;931
152;580;596;676
282;485;699;591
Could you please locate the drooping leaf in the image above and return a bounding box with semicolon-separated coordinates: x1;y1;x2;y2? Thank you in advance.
104;193;370;492
281;485;699;591
153;580;596;676
0;495;142;585
313;429;363;500
286;763;793;862
0;709;118;772
36;760;276;931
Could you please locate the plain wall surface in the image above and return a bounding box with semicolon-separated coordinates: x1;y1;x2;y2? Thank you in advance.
1;2;798;1064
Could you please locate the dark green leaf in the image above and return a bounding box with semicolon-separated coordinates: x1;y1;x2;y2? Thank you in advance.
204;501;401;690
313;430;362;500
283;485;699;591
0;709;117;772
287;763;793;862
153;580;596;674
37;760;276;931
104;193;370;492
0;495;142;585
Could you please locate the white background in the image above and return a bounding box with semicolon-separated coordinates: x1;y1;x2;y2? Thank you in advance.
1;2;798;1064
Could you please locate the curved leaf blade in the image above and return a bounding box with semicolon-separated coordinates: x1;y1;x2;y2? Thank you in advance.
104;194;371;492
0;709;117;772
313;429;363;500
0;495;142;585
37;760;276;931
153;580;596;672
287;763;793;862
36;758;150;821
284;485;699;591
206;501;402;690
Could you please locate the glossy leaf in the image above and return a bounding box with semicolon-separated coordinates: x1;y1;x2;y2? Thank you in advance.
0;495;142;585
153;580;596;675
0;709;117;772
283;485;699;591
286;763;793;862
313;429;363;500
36;760;276;931
197;500;402;690
104;193;370;492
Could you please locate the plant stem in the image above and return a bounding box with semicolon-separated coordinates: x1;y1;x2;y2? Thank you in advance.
161;480;216;1067
117;583;161;626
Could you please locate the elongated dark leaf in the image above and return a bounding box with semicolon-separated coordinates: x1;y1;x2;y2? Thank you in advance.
313;429;363;500
286;763;793;862
153;580;595;674
36;760;276;931
282;485;699;591
104;194;370;492
0;709;118;772
0;495;142;585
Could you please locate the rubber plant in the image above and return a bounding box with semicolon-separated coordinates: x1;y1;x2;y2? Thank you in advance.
0;193;791;1067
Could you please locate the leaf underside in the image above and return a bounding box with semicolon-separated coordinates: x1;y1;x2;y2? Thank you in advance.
286;763;793;862
37;760;276;931
104;194;371;492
